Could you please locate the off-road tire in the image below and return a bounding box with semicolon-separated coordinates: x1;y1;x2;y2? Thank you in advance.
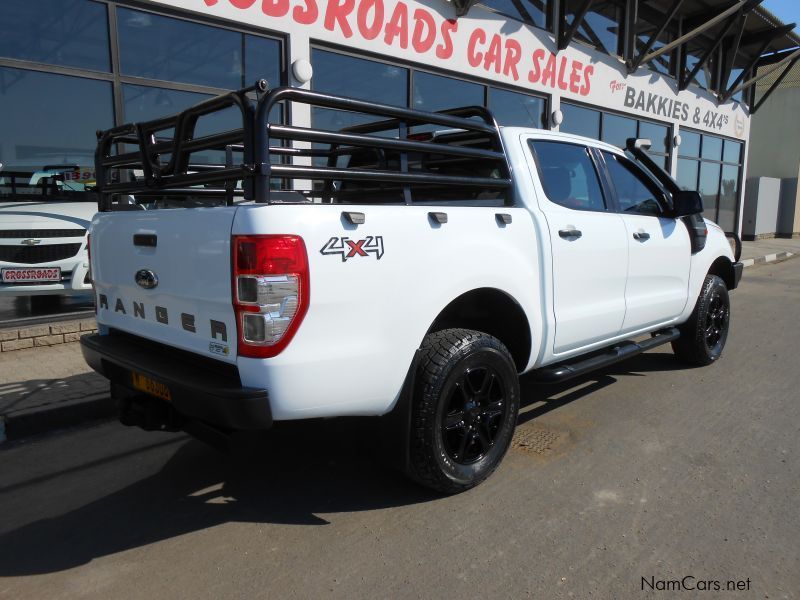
407;329;519;494
672;274;730;366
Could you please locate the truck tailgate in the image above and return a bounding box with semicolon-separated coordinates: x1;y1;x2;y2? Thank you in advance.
90;207;238;363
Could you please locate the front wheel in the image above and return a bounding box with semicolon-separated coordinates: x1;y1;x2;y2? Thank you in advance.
407;329;519;494
672;274;730;366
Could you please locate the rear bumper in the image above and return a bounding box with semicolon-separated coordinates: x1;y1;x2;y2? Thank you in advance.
80;332;272;430
732;262;744;290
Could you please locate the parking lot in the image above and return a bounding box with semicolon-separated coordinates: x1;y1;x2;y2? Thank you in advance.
0;257;797;599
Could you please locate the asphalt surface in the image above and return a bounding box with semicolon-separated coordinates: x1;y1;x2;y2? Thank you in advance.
1;258;798;599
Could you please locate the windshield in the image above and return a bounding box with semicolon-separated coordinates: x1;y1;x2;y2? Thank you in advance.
0;165;96;202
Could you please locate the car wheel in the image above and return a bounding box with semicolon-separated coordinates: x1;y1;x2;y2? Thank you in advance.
672;274;730;366
407;328;519;494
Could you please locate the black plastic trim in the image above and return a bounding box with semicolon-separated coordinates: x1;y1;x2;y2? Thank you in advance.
533;327;680;383
80;333;271;430
732;262;743;290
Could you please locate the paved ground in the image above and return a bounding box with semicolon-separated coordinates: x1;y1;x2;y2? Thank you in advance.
739;237;800;262
0;258;798;598
0;344;109;441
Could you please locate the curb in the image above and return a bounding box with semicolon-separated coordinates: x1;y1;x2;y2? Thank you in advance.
741;251;796;268
0;394;116;444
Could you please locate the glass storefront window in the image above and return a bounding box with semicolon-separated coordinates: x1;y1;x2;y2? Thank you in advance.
699;161;721;221
718;164;739;232
118;8;244;89
489;88;546;128
122;85;236;165
122;85;240;132
0;0;110;72
639;122;669;155
0;68;113;187
676;130;744;232
244;35;282;90
562;103;670;170
723;139;742;164
676;159;699;191
312;50;407;105
601;114;637;150
561;104;601;138
311;50;409;133
678;131;701;158
413;72;484;112
701;135;723;161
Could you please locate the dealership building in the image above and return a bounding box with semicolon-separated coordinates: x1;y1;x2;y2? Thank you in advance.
1;0;798;235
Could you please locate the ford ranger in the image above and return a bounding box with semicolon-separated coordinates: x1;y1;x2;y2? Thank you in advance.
81;82;743;493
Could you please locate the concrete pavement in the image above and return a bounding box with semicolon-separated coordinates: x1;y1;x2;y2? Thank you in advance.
0;344;110;443
739;236;799;266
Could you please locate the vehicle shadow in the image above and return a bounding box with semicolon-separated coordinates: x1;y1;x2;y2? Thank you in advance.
0;418;438;576
0;350;686;576
517;350;687;424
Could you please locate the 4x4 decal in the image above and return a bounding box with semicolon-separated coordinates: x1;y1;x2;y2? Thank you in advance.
320;236;384;262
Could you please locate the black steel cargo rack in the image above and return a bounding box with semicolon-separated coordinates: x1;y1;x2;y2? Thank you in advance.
94;80;513;211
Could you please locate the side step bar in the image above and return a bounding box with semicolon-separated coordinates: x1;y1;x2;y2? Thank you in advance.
532;327;680;383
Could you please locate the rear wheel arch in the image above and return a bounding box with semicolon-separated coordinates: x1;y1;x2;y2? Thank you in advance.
426;288;532;372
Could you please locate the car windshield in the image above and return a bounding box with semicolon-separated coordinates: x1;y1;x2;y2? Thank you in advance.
0;166;96;202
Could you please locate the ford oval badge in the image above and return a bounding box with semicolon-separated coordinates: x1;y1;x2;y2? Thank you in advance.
135;269;158;290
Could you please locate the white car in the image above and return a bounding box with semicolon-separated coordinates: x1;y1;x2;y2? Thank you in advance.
0;169;96;306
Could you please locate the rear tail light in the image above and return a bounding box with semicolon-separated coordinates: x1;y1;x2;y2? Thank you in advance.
232;235;309;358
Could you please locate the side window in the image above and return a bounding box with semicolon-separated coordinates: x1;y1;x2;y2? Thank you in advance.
530;140;606;212
603;152;666;216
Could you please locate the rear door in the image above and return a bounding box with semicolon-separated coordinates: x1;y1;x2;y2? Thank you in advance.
600;151;690;333
528;139;628;355
91;207;239;362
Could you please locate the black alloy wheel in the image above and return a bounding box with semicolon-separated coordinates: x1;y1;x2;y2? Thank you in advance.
407;328;520;494
441;366;508;465
673;274;731;366
703;290;729;351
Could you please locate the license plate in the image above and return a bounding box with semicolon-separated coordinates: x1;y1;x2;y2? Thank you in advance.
131;371;172;402
1;267;61;283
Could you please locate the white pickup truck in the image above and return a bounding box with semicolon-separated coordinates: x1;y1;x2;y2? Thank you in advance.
81;84;742;493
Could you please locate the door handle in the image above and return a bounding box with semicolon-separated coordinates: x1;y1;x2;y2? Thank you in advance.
558;228;582;239
633;231;650;241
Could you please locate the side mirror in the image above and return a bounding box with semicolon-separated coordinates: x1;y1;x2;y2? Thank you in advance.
671;190;703;217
